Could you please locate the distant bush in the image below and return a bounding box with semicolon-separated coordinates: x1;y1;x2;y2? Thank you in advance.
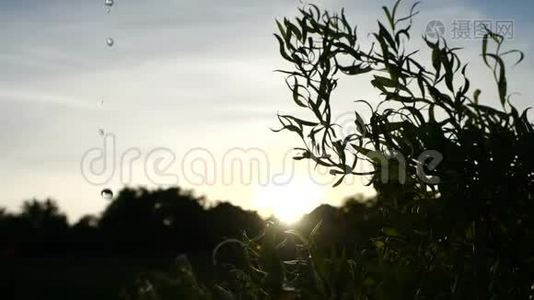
0;188;263;300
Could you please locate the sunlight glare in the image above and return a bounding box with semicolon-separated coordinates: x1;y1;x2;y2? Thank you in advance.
253;178;324;224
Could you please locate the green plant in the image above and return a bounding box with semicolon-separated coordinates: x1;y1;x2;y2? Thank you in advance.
127;2;533;299
273;1;533;298
124;219;372;300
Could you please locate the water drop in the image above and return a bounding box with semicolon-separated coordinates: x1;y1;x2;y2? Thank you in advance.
101;188;113;200
98;128;105;136
105;0;114;7
106;38;114;47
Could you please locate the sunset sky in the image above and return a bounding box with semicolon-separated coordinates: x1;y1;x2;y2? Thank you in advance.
1;0;533;222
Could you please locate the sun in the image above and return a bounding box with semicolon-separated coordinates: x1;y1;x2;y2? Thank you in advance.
252;178;324;224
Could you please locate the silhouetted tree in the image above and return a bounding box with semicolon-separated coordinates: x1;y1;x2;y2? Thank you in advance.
0;188;266;299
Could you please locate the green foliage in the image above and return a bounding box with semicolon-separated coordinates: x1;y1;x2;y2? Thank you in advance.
271;0;534;298
131;1;534;299
122;256;212;300
126;2;533;299
129;219;373;300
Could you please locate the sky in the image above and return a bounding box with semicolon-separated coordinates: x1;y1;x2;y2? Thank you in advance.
1;0;533;222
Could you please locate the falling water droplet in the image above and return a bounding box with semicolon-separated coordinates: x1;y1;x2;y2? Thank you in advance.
98;128;105;136
101;188;114;200
106;38;114;47
105;0;113;13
